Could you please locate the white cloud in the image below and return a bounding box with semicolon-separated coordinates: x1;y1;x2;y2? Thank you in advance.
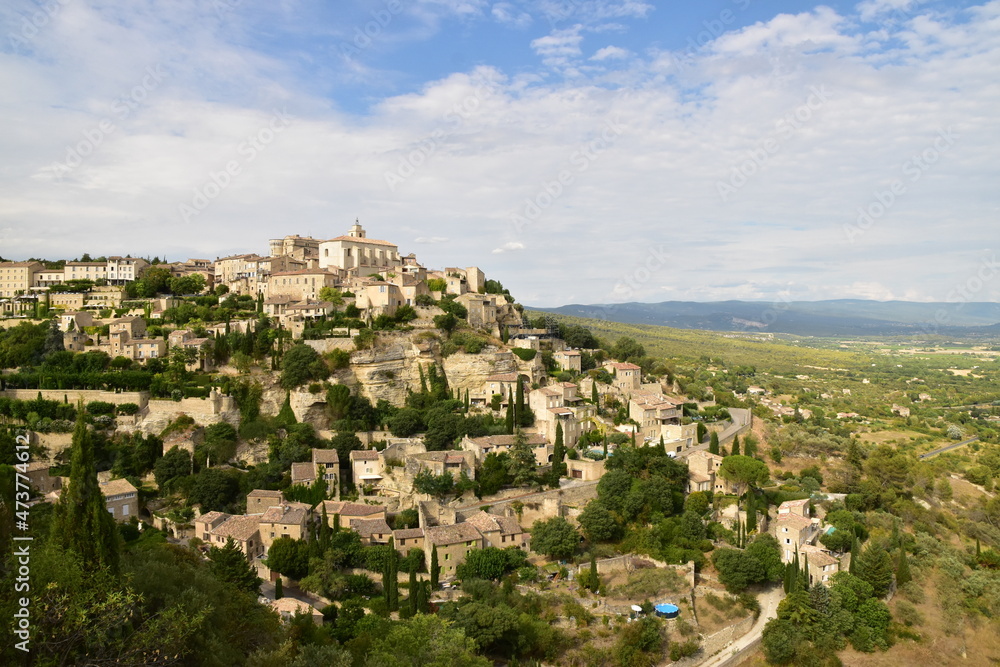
492;2;532;28
492;241;525;254
530;25;584;69
591;45;629;60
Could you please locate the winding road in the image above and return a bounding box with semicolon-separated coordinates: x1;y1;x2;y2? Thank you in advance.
694;586;784;667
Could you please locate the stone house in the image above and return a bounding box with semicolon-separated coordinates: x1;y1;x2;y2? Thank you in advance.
565;457;606;481
100;478;139;522
195;511;232;543
553;349;582;372
629;392;682;443
247;489;284;515
259;503;312;551
0;261;44;297
460;433;551;467
771;514;818;563
776;498;810;518
350;450;383;490
686;451;737;495
528;383;593;448
462;510;529;551
350;517;393;546
167;329;214;371
355;280;405;318
266;268;341;301
604;362;642;393
393;527;425;553
424;523;484;577
25;461;61;495
800;544;841;586
58;311;94;332
208;514;264;560
412;451;476;480
322;501;387;529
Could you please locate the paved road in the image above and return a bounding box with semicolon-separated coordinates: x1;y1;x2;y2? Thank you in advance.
678;408;753;461
695;586;784;667
919;436;979;460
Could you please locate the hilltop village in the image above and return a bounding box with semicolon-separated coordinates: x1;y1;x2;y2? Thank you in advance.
0;224;946;666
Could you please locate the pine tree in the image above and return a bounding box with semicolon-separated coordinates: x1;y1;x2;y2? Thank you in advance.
550;422;566;488
275;576;283;599
896;546;912;587
856;542;894;597
430;545;440;589
51;405;121;575
320;504;331;550
731;435;740;456
709;431;720;455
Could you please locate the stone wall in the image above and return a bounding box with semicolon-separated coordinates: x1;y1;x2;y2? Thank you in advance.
682;615;755;667
0;388;147;407
140;391;239;433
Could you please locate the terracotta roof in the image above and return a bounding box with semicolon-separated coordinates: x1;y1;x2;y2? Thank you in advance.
100;478;137;497
778;499;810;510
496;516;522;535
425;523;483;546
607;362;641;370
324;235;398;247
444;453;466;464
350;518;392;538
800;545;840;567
312;449;340;464
548;407;573;416
349;450;380;461
212;515;260;542
393;528;425;540
197;511;231;527
556;350;581;356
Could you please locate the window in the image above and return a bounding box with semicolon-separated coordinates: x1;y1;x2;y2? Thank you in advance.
122;504;129;516
444;553;450;561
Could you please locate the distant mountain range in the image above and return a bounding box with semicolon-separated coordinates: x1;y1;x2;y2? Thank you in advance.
534;300;1000;337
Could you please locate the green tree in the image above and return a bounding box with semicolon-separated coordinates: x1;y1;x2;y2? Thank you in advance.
896;545;911;587
266;537;310;580
50;407;121;575
433;312;459;337
506;429;538;487
280;343;329;390
855;542;894;597
549;422;566;488
364;613;490;667
209;538;261;595
530;516;580;559
589;551;599;593
709;431;720;455
731;434;740;456
431;545;440;589
718;455;770;496
577;500;622;543
274;576;283;599
456;547;527;581
276;392;297;427
154;445;191;490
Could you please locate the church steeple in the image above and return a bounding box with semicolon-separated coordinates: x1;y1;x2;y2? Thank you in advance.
349;219;366;238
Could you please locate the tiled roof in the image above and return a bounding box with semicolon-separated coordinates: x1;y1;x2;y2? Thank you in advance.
778;499;810;509
350;518;392;538
290;462;315;483
248;489;283;499
556;350;581;356
444;453;466;464
259;504;309;525
312;449;340;464
607;362;641;370
197;511;231;527
774;514;813;530
393;528;425;540
323;501;386;517
496;516;522;535
212;515;260;541
100;478;137;497
467;434;547;447
425;523;483;546
349;450;380;461
548;407;573;416
463;510;502;534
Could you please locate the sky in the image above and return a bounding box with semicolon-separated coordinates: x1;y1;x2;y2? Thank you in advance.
1;0;997;308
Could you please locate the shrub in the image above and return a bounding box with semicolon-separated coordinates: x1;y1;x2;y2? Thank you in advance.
115;403;140;415
512;348;537;361
86;401;115;415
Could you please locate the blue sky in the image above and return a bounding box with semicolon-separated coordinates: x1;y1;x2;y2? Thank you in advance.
1;0;997;307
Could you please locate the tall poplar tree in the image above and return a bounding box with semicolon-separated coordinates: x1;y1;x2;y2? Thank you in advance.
51;406;120;575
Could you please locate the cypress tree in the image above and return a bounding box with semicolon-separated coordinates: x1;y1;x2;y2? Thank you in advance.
591;381;599;407
550;422;566;488
320;504;331;550
430;545;440;589
731;435;740;456
747;493;757;534
849;536;860;575
802;554;811;590
51;405;121;575
505;389;514;434
409;562;418;615
275;576;283;599
515;376;525;426
387;537;399;611
334;513;341;533
977;538;982;557
589;551;599;593
419;364;427;394
602;434;608;458
416;579;429;614
276;392;296;427
896;546;912;587
709;431;720;455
